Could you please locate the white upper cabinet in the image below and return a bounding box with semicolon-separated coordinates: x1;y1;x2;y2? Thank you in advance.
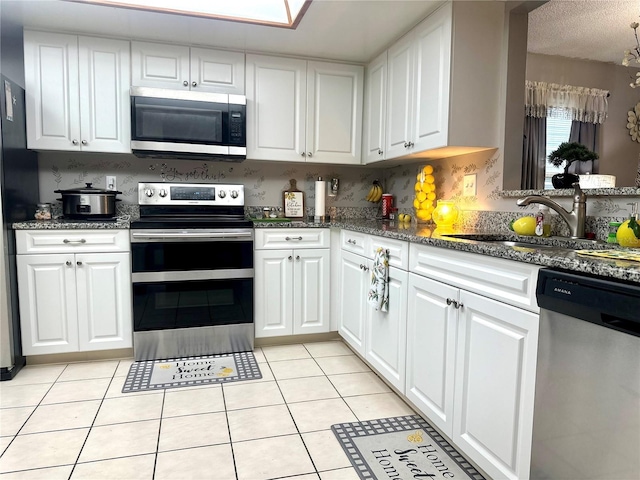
246;54;363;164
131;41;245;94
24;31;130;153
362;51;387;164
367;1;502;162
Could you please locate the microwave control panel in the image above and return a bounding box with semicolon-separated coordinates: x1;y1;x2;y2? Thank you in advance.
228;104;246;145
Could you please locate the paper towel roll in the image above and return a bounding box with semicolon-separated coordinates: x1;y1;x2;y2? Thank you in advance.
315;177;326;220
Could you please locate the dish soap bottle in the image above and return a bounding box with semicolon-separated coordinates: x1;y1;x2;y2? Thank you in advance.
535;205;551;237
616;202;640;248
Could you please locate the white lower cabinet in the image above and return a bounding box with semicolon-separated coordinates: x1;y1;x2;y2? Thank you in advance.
254;229;330;338
407;244;540;480
16;230;132;355
338;232;409;391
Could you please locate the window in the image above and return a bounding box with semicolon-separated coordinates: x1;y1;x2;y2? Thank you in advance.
66;0;312;28
544;109;572;189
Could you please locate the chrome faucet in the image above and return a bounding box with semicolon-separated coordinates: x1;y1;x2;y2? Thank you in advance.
516;183;587;239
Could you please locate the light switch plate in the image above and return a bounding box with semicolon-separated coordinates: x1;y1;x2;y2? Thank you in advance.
463;174;477;196
106;175;116;191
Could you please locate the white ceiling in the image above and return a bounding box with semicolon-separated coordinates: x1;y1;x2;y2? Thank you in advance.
528;0;640;66
0;0;443;63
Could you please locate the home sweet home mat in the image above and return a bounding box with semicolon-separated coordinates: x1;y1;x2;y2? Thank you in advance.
122;351;261;393
332;415;485;480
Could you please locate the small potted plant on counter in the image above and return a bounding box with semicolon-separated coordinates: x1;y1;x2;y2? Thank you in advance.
548;142;599;189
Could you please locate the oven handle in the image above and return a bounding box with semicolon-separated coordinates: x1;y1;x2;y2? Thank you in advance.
132;268;254;283
131;231;253;242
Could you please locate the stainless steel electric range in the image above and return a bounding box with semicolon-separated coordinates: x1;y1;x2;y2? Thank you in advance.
130;182;254;361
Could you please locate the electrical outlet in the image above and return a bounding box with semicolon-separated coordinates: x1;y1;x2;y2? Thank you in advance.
106;175;116;191
463;174;477;196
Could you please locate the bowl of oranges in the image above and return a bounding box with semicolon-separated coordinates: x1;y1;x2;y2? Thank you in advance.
413;165;437;223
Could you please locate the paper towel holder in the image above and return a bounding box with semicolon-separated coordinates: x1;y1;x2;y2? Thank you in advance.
314;176;328;223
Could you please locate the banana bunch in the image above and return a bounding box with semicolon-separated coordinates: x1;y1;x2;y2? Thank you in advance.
365;180;383;203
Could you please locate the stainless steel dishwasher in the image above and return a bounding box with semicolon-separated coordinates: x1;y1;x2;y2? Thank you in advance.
531;269;640;480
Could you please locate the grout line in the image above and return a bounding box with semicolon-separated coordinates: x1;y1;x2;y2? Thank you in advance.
151;389;165;479
220;379;239;480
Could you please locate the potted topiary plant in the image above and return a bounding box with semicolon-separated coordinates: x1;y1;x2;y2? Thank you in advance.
548;142;599;189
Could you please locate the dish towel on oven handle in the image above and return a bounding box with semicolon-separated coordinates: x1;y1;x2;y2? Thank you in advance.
367;247;389;312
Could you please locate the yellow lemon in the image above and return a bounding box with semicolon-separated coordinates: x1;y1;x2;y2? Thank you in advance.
416;173;425;182
422;165;433;175
427;192;436;201
616;220;640;247
416;191;427;202
424;174;435;184
402;214;412;223
510;216;536;236
416;209;431;221
421;182;431;193
413;198;420;209
419;200;432;210
414;182;422;192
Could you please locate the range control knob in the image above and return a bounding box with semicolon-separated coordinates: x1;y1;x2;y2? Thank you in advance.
230;190;239;199
144;188;154;198
159;189;168;198
218;190;226;199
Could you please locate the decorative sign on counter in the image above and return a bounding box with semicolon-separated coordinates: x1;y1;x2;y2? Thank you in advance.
283;178;305;218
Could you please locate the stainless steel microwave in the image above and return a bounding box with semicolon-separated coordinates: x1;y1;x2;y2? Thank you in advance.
130;87;246;162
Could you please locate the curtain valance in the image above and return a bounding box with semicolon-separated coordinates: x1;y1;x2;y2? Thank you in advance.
525;81;609;124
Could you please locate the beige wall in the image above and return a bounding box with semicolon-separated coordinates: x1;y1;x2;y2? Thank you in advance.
526;53;640;186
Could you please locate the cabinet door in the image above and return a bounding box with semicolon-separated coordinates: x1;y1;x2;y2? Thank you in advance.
453;291;539;480
131;41;190;89
363;51;387;164
76;252;132;351
306;62;363;164
78;36;131;153
405;273;458;437
17;254;79;355
385;34;414;160
24;31;81;151
293;249;330;335
337;250;368;355
254;250;294;337
366;266;408;392
412;5;452;152
246;55;307;161
190;47;245;94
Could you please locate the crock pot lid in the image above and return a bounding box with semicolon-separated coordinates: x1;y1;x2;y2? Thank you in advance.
54;183;121;194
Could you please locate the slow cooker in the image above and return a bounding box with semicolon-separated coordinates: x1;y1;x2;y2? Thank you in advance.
55;183;121;219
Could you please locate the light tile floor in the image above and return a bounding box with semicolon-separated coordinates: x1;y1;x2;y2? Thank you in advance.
0;341;416;480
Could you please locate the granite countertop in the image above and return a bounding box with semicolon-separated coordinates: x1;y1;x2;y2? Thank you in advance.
13;216;640;284
13;217;132;230
253;218;640;284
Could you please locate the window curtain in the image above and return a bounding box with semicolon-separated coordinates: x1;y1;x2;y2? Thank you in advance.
523;81;608;185
522;116;547;189
525;81;609;124
567;121;600;174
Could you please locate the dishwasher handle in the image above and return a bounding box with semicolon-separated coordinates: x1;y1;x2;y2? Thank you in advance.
536;269;640;337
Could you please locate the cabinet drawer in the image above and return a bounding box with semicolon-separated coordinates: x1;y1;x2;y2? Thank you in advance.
254;228;329;250
369;235;409;270
16;230;130;254
340;230;369;256
409;243;540;313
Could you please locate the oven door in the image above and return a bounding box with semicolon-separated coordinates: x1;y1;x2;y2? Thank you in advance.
131;229;253;332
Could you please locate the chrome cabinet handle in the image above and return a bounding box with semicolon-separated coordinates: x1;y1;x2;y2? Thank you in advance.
363;266;369;272
407;142;414;148
457;303;464;309
360;264;369;271
288;255;292;260
66;261;72;267
307;152;312;157
183;81;188;86
296;255;300;260
76;261;82;266
301;152;306;157
63;239;86;244
192;81;197;87
378;149;383;155
81;140;87;145
347;239;356;244
446;298;462;309
72;139;78;145
285;236;303;241
446;298;453;305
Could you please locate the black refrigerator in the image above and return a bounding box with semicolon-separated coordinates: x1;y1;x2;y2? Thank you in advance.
0;74;39;380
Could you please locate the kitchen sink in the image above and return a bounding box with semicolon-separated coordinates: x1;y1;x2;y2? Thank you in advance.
440;233;607;250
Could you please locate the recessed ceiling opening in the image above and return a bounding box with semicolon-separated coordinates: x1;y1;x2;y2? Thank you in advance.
65;0;312;28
